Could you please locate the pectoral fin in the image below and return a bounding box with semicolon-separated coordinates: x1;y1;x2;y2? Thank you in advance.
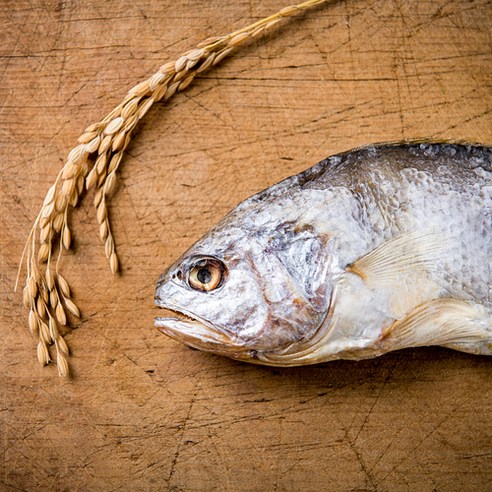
347;232;448;288
381;298;490;351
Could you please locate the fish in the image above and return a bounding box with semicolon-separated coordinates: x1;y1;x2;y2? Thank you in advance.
154;143;492;366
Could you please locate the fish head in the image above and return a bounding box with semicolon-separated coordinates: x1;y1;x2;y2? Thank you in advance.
155;215;335;363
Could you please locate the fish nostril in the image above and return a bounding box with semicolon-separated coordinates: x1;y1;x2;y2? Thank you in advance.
170;269;183;281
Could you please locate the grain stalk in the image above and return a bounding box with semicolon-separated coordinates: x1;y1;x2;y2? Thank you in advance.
17;0;327;376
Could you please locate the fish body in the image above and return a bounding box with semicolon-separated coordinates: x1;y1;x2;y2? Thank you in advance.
155;143;492;366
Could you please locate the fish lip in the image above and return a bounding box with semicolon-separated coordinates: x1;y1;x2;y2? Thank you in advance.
154;302;212;330
154;302;240;349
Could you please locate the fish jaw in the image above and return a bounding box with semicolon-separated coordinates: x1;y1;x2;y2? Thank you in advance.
154;303;252;357
155;315;228;347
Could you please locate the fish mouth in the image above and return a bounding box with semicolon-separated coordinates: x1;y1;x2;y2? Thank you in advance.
154;304;246;354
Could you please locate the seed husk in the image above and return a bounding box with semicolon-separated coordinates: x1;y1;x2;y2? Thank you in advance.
55;193;67;212
178;75;195;91
69;189;79;208
129;79;150;97
98;135;113;154
104;172;117;196
23;286;31;308
67;144;86;164
86;167;99;190
57;336;70;356
37;341;50;366
105;234;114;259
85;135;101;153
57;273;71;299
40;284;49;304
64;298;80;318
29;309;39;335
137;97;154;119
28;277;38;300
43;185;56;207
49;287;59;309
40;224;51;243
39;321;51;345
95;152;108;175
76;175;85;195
110;252;119;274
56;353;69;377
62;178;76;198
111;131;126;152
62;226;71;250
121;96;141;119
96;202;107;224
78;130;99;145
53;212;65;233
61;162;78;180
36;296;47;319
99;220;108;241
55;302;67;326
94;188;104;208
38;246;49;265
46;268;55;291
49;317;59;340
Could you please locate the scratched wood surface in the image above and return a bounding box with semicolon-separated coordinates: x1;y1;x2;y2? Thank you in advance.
1;0;491;490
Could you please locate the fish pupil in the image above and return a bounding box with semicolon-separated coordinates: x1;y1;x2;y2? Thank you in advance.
197;267;212;284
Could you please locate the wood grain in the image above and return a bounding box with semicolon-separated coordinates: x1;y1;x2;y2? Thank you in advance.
1;1;491;490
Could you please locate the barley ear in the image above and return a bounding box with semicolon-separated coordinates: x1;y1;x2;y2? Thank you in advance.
18;0;328;373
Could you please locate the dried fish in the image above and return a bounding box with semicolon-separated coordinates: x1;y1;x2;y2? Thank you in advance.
155;143;491;365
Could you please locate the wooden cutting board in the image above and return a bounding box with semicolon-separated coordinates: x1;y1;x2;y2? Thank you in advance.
1;1;490;490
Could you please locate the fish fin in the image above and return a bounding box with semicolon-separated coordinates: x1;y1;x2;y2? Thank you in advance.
347;232;449;288
381;298;490;350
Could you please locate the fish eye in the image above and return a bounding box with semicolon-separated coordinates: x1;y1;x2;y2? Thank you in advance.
188;257;226;292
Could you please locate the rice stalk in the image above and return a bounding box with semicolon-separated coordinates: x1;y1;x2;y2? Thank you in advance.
17;0;327;376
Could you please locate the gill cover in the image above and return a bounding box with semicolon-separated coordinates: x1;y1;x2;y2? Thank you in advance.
243;222;334;351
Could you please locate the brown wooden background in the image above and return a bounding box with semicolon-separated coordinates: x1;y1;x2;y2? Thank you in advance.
1;1;491;490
